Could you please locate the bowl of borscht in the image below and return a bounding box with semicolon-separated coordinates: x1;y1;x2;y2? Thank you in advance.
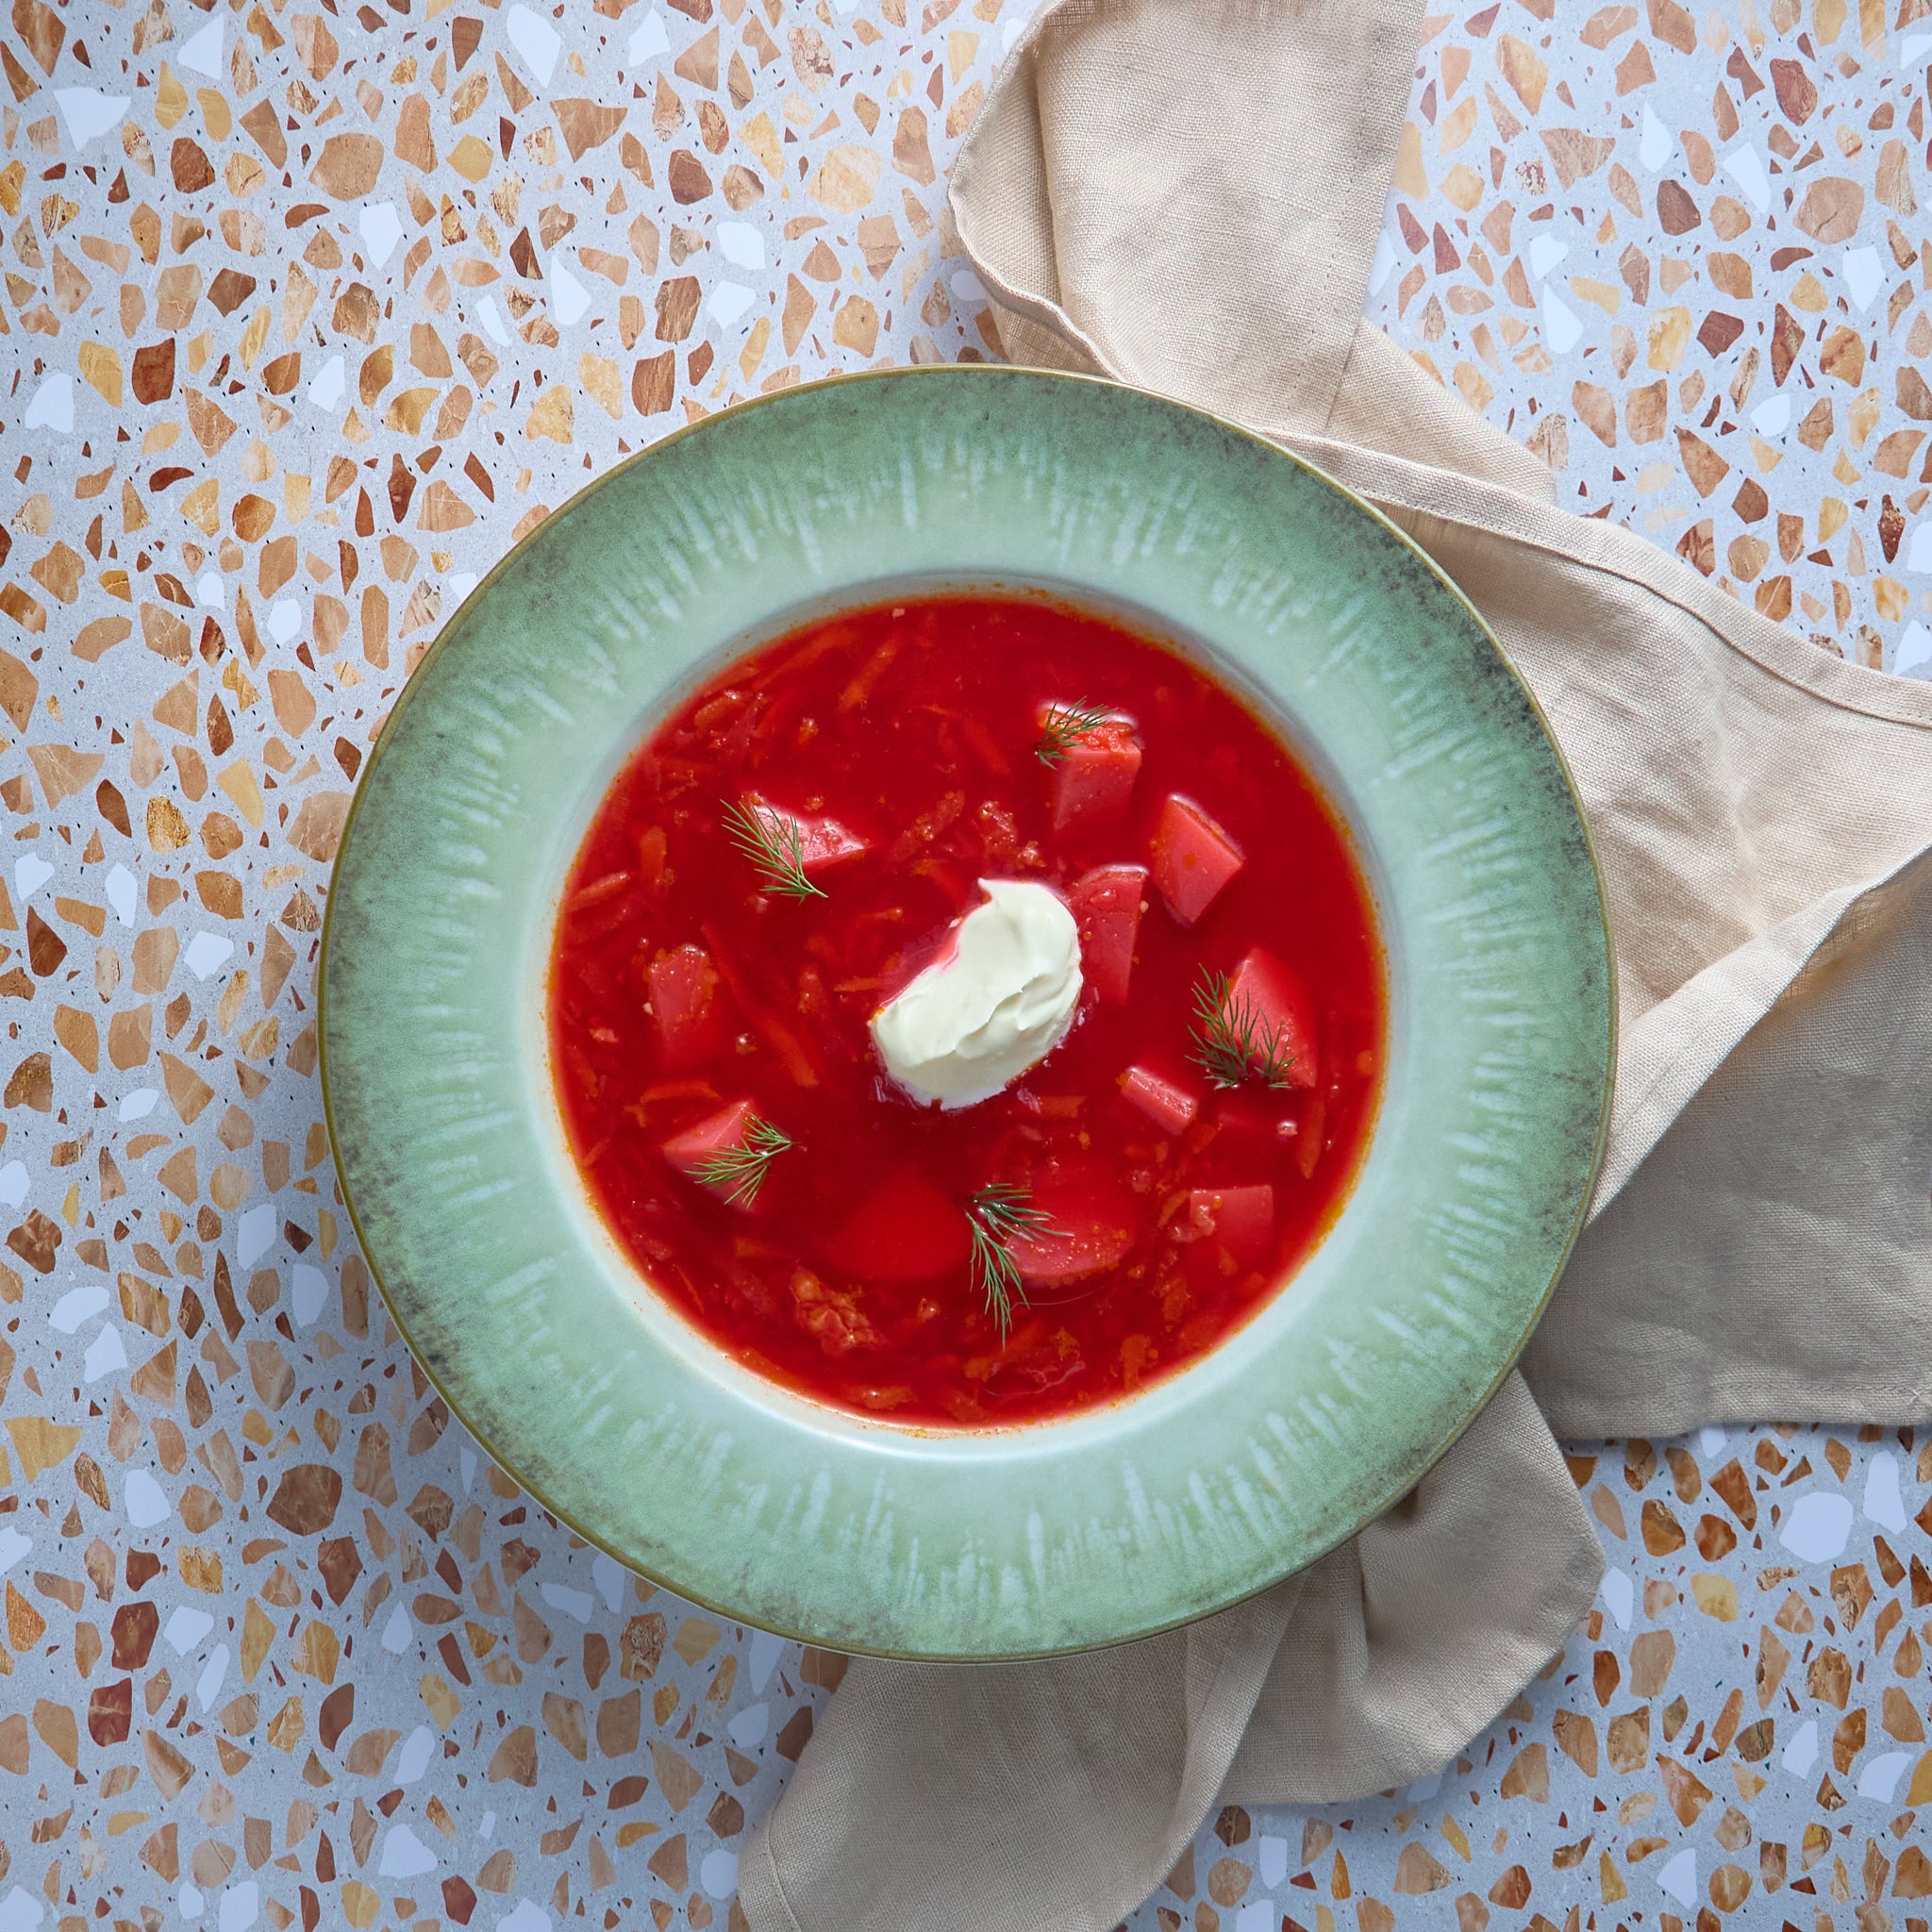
321;368;1612;1660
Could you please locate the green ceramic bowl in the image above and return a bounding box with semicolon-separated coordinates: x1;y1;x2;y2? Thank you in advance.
322;368;1611;1660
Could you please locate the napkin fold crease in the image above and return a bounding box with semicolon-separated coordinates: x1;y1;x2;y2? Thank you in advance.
741;2;1932;1924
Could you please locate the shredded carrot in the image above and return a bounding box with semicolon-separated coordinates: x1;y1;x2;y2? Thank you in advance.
637;1079;720;1107
749;687;807;750
838;636;899;710
758;623;855;688
887;790;965;861
625;1079;720;1127
1296;1095;1326;1180
692;688;750;734
731;1235;791;1262
958;714;1011;776
756;1008;821;1089
700;920;821;1088
560;1040;605;1100
656;756;709;782
908;858;971;903
568;870;632;912
635;825;671;894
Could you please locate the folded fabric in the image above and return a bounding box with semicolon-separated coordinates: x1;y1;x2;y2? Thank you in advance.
740;1373;1605;1932
740;2;1932;1926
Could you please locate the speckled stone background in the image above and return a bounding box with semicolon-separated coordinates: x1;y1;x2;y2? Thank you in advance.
0;0;1929;1929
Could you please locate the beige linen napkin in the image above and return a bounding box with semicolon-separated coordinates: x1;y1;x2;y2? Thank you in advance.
741;3;1932;1925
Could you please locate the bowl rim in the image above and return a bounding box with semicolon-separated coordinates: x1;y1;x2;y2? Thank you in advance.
319;361;1617;1659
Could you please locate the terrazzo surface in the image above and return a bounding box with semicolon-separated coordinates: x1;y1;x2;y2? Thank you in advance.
0;0;1928;1927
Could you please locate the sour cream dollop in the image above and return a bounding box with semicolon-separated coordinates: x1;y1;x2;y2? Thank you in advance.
871;878;1082;1108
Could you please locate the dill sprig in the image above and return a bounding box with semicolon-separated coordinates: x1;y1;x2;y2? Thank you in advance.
965;1182;1055;1338
721;798;826;902
691;1115;794;1208
1034;700;1115;768
1190;966;1296;1090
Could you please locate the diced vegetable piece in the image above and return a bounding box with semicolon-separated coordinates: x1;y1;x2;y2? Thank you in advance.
1150;792;1244;924
1118;1063;1198;1137
795;814;867;875
1185;1184;1275;1270
1067;862;1147;1003
1008;1213;1135;1285
1007;1164;1137;1286
1049;715;1142;832
747;794;869;877
661;1099;759;1202
1219;947;1318;1091
648;942;730;1069
822;1173;972;1280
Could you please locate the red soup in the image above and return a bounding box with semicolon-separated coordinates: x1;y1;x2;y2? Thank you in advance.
549;595;1385;1426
